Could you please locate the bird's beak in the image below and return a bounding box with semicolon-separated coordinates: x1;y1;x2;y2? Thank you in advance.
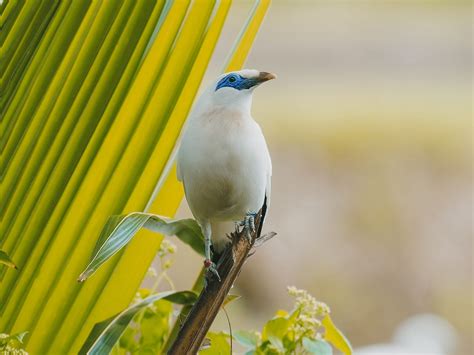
256;71;277;83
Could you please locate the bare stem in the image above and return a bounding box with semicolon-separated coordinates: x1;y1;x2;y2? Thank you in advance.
167;211;265;354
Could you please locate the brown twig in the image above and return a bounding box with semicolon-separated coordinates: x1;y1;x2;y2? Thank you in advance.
167;210;269;354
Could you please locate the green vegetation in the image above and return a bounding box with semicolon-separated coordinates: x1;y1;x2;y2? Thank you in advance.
0;332;28;355
1;0;275;352
80;230;351;354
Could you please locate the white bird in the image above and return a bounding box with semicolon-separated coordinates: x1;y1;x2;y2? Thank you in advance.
177;69;275;277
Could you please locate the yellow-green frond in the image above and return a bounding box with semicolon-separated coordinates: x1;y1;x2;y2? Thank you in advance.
0;0;271;353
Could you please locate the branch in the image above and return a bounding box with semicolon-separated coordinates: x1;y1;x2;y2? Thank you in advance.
167;210;272;354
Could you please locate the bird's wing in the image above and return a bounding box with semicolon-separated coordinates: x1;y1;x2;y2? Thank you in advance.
257;195;268;239
265;155;272;207
257;145;272;238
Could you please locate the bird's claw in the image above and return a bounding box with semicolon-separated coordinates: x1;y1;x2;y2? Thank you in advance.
204;259;221;282
240;212;256;243
234;222;240;234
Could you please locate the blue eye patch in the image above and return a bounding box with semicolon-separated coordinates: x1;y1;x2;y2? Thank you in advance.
215;73;258;91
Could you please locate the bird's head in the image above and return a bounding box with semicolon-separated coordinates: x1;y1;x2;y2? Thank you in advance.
207;69;276;110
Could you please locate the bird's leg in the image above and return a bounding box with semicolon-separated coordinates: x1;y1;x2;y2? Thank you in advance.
239;212;256;243
202;222;220;282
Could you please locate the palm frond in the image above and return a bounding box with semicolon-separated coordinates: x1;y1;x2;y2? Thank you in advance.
0;0;270;353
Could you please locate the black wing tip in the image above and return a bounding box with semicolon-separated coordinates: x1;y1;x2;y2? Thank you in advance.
257;195;268;239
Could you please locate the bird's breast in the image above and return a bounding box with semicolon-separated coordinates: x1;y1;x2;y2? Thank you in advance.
179;115;268;221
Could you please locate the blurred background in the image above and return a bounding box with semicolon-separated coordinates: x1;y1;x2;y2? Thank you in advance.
147;1;472;353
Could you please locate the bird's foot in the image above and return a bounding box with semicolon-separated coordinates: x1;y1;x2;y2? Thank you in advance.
240;212;256;243
204;259;221;282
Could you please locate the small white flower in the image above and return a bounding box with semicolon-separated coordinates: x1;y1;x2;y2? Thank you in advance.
158;239;177;257
287;287;330;344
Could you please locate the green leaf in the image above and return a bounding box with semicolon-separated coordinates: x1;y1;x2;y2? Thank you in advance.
10;331;28;344
274;309;289;318
80;290;197;355
138;300;172;351
288;307;301;324
117;326;137;352
234;330;260;348
262;317;290;352
322;315;352;355
199;332;230;355
144;217;205;256
78;213;205;281
303;338;333;355
0;250;17;269
161;290;200;305
91;215;125;257
223;294;241;307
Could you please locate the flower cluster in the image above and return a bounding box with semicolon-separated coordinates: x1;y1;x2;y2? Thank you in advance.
0;334;28;355
287;286;330;341
157;239;177;271
157;239;177;258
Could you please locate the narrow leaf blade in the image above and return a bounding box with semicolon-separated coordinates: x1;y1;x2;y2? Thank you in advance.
223;294;241;307
78;213;150;282
11;331;29;343
322;315;353;355
78;213;205;282
80;290;197;355
0;250;17;269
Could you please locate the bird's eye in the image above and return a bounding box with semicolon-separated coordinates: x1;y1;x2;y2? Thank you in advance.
228;76;236;83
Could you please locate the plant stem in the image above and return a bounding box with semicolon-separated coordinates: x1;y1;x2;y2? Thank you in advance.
167;211;264;354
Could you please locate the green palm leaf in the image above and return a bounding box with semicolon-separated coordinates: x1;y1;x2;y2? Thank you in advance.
0;0;271;353
78;213;204;282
